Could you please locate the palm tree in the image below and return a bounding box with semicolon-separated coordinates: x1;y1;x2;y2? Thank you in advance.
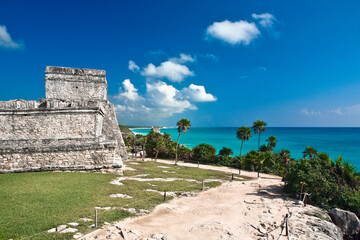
153;137;165;161
236;126;252;174
302;146;318;160
252;119;267;149
175;118;191;165
259;144;272;153
256;154;266;178
278;149;291;159
266;135;278;150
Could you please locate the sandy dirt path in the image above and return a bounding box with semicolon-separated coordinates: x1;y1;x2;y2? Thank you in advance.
81;158;341;240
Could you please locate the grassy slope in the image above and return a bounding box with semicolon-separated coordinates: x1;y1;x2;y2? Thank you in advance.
119;125;133;134
0;161;238;240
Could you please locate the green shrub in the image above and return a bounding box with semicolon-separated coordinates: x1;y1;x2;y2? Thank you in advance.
241;150;260;171
219;147;233;156
214;155;237;167
192;144;216;163
284;153;360;212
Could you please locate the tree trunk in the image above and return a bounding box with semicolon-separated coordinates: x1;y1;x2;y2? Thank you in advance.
258;132;261;149
175;133;181;165
239;140;244;175
257;170;260;178
155;150;159;161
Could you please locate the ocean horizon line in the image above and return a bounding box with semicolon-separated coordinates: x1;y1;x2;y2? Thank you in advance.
129;126;360;129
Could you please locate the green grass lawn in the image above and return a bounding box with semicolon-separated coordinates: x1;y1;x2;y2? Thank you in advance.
0;161;243;240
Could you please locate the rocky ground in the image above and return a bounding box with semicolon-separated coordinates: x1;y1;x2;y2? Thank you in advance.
80;159;343;240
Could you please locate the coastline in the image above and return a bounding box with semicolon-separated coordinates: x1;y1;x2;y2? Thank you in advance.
128;127;360;167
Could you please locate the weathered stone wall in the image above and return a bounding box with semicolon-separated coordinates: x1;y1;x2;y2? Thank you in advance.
0;66;127;173
45;66;107;101
0;147;117;173
100;101;127;159
0;108;102;140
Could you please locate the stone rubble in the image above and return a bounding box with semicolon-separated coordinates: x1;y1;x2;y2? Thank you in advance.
80;218;93;222
68;222;79;226
109;193;133;198
60;227;78;233
95;207;113;210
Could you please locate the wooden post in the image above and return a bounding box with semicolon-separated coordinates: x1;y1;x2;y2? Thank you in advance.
202;180;204;191
285;214;289;236
238;169;241;175
231;173;234;181
164;190;166;201
304;193;307;207
95;209;98;228
299;182;306;201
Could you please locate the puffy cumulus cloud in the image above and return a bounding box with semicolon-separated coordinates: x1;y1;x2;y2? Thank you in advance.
113;80;197;121
128;60;139;72
141;60;194;82
146;81;197;111
181;84;217;102
252;13;276;28
169;53;195;64
115;79;143;102
206;20;260;45
0;25;23;49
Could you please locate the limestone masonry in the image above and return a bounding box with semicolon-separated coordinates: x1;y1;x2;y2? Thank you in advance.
0;66;127;173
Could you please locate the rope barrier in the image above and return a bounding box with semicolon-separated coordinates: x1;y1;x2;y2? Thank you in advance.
274;192;308;240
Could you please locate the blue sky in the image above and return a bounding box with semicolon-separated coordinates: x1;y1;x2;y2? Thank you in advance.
1;0;360;127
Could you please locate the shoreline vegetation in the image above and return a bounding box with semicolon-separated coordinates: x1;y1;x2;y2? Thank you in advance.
123;119;360;218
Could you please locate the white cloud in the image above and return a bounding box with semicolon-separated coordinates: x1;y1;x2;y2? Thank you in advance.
146;81;196;110
330;104;360;116
115;79;143;102
181;84;217;102
128;60;140;72
169;53;195;64
252;13;276;28
113;80;197;121
206;20;260;45
0;25;23;49
141;60;194;82
301;108;322;116
118;53;217;123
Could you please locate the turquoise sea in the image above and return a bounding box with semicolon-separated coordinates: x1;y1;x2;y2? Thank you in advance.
130;127;360;168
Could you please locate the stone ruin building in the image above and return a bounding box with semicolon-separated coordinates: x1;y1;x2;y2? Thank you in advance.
0;66;127;173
